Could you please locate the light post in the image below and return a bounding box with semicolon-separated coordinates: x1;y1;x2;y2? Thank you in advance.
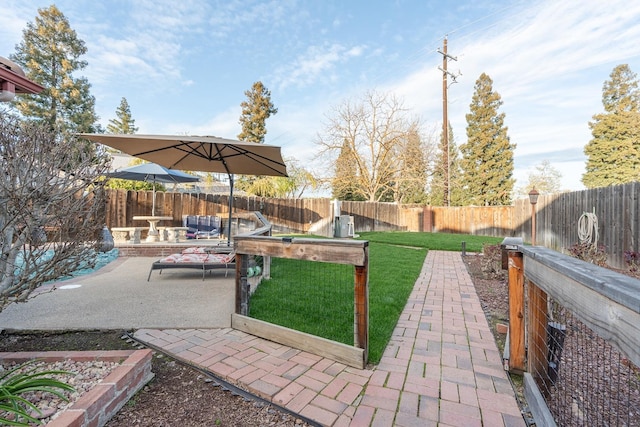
529;188;539;246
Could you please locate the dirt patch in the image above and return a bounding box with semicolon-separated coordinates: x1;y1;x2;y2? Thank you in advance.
462;252;509;350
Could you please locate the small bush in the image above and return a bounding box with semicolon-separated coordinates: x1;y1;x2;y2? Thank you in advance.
624;250;640;273
480;244;506;279
567;242;607;266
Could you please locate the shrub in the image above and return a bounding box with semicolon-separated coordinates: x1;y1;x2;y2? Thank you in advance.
623;250;640;273
567;242;607;266
480;244;506;279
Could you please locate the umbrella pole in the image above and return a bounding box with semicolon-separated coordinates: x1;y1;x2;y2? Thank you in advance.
227;174;234;246
152;177;156;216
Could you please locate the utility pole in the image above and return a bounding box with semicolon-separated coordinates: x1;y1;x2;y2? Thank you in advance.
438;37;459;206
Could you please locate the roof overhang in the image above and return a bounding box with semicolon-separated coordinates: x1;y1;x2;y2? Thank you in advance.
0;56;44;100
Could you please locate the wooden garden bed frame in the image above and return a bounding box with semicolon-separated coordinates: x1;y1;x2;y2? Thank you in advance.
232;236;369;369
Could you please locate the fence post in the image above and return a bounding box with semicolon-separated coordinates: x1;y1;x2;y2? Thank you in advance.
354;247;369;364
527;280;548;379
235;254;249;315
508;250;526;372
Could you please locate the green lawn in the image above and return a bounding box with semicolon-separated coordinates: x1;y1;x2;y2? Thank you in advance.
248;232;503;364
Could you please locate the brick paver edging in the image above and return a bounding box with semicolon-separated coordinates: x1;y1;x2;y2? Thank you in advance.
0;349;154;427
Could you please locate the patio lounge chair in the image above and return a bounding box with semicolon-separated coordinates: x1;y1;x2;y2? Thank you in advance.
147;247;235;281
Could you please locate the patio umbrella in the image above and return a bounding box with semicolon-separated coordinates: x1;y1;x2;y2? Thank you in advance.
106;162;200;216
81;134;288;245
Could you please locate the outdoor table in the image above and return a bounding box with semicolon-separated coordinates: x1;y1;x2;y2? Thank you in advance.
132;216;173;242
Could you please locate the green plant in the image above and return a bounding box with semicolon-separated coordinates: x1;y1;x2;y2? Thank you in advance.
357;231;503;252
0;361;75;426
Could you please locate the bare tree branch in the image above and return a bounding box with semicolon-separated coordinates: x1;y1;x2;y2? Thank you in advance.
0;112;110;311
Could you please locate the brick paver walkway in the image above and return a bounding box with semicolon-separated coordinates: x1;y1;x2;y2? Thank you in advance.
134;251;525;426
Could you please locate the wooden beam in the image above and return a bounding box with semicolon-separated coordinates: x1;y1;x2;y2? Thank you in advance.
527;281;547;379
523;246;640;368
524;373;558;427
231;314;365;369
354;250;369;364
235;236;368;266
508;251;525;372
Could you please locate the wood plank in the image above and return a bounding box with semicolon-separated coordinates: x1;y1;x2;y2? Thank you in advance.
524;373;558;427
523;246;640;367
527;281;547;379
354;261;369;360
235;236;368;266
231;314;365;369
508;252;525;372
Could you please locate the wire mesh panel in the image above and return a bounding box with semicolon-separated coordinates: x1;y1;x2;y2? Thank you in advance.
528;293;640;426
248;257;356;346
233;236;370;368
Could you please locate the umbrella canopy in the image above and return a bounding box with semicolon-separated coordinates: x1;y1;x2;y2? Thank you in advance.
106;162;200;216
81;134;288;245
80;134;287;177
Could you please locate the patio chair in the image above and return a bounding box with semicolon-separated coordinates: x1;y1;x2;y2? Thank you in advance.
183;215;222;239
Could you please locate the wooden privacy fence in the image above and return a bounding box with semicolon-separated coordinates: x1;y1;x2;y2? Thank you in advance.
503;240;640;426
106;181;640;267
104;190;515;237
513;182;640;269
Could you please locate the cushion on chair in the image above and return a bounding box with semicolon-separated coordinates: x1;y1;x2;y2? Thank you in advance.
182;247;207;254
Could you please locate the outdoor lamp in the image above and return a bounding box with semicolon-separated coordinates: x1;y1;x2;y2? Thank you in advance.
529;188;539;245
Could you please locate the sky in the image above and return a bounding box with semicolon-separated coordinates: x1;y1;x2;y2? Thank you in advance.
2;0;640;196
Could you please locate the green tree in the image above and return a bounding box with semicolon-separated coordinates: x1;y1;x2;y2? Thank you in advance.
332;139;365;201
10;5;99;135
237;81;278;144
460;73;515;206
242;159;317;198
395;126;428;204
107;97;138;134
517;160;562;196
583;64;640;188
236;81;279;192
430;123;464;206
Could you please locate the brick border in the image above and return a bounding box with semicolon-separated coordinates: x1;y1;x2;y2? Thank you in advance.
0;349;154;427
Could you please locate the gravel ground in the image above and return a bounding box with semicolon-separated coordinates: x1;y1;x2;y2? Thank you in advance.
0;359;120;425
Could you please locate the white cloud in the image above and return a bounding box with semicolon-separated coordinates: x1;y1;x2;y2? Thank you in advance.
272;43;369;91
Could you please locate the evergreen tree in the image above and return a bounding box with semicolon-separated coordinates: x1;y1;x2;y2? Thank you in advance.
237;81;278;144
583;64;640;188
460;73;515;206
430;123;463;206
10;5;99;135
395;127;428;204
332;139;364;200
107;97;138;134
235;81;279;193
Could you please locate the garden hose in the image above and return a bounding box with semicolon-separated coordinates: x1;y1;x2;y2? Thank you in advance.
577;210;598;246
